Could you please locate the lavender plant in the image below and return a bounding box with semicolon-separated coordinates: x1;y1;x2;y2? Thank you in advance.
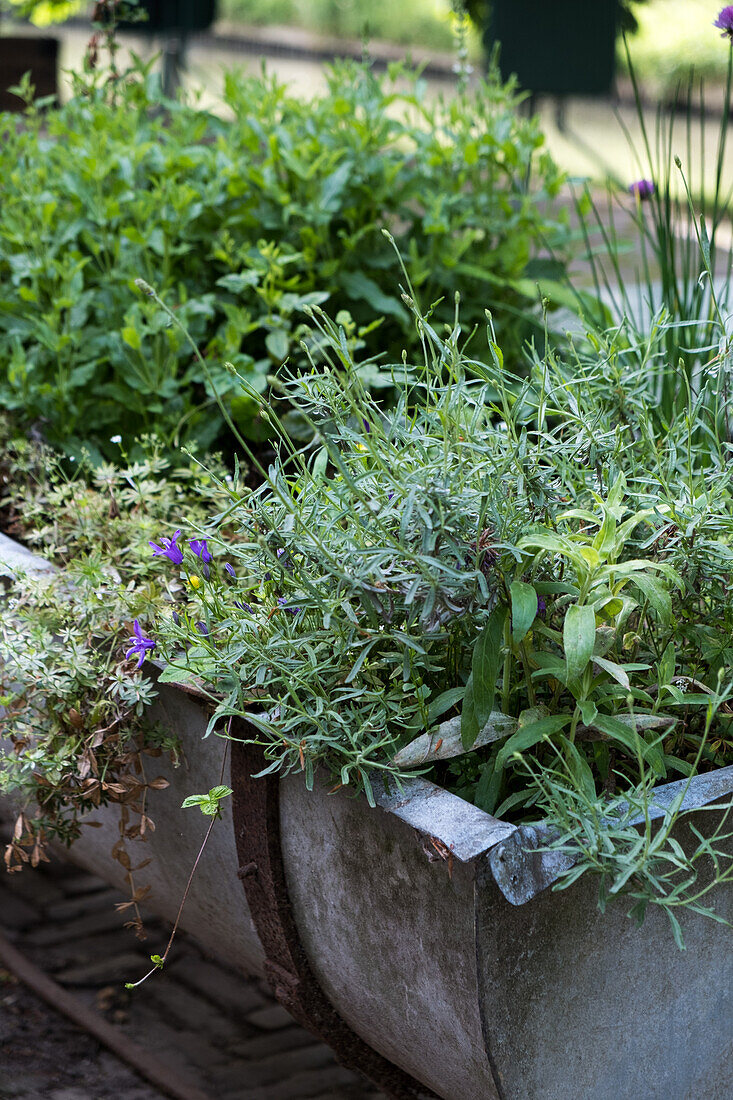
135;265;733;939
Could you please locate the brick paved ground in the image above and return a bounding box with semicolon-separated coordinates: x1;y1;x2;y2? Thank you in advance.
0;854;385;1100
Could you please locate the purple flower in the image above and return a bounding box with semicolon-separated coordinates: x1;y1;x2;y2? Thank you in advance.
277;596;300;615
362;417;371;434
190;539;212;580
196;621;209;636
172;611;181;626
149;529;184;565
628;179;655;201
125;620;155;668
714;6;733;36
190;539;212;563
234;600;253;613
224;562;236;578
537;596;547;617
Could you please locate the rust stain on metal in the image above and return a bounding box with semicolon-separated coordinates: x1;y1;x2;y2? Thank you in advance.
229;719;437;1100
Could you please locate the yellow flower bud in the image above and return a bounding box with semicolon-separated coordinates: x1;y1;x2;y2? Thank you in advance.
189;575;201;590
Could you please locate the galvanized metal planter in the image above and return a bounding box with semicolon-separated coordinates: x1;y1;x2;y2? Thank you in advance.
1;533;732;1100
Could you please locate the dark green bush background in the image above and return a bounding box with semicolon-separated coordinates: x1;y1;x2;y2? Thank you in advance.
0;60;567;459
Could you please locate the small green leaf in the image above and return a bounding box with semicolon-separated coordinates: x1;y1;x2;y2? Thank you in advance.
122;326;142;351
209;785;233;801
181;794;208;809
265;329;289;363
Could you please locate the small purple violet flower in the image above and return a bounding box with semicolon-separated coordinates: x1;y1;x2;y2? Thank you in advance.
714;6;733;37
125;620;155;668
149;529;183;565
224;562;236;578
628;179;655;201
234;600;254;613
196;621;209;636
277;596;300;615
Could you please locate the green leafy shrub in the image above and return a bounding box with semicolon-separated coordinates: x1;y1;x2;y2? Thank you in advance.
0;57;567;459
0;424;228;919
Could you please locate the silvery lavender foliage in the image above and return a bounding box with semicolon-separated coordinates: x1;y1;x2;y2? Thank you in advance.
152;305;559;800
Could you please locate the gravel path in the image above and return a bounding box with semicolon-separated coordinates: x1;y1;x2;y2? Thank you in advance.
0;853;384;1100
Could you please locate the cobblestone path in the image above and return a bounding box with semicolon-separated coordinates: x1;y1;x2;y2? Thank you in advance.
0;855;385;1100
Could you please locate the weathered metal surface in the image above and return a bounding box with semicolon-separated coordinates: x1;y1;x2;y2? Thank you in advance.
375;777;516;861
230;728;437;1100
1;683;267;978
0;533;55;578
475;810;733;1100
491;765;733;905
280;774;504;1100
393;711;516;768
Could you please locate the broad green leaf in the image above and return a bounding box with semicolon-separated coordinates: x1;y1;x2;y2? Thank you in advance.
658;643;676;688
632;573;672;627
427;686;466;726
319;159;352;211
340;270;406;321
591;712;664;773
592;655;630;689
474;756;499;814
472;607;505;728
496;714;572;770
510;581;538;645
563;603;596;683
559;735;596;800
460;673;479;750
579;699;598;726
156;664;197;685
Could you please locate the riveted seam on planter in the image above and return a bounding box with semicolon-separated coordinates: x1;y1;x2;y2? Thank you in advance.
229;719;439;1100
